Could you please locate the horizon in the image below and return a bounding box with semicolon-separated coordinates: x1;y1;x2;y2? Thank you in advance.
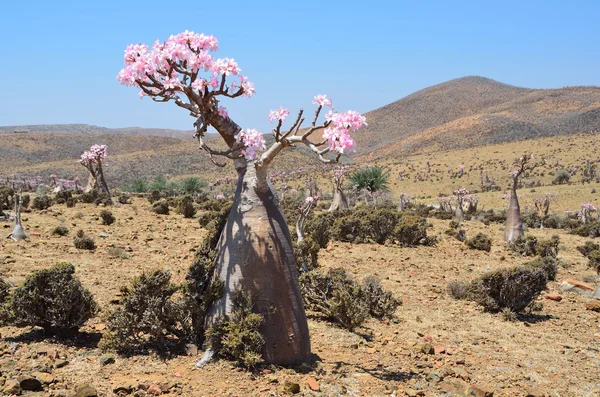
2;1;599;133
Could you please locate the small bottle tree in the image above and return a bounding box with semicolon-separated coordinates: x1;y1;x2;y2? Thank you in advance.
79;145;112;202
328;165;348;212
453;188;469;221
296;195;319;242
504;154;535;242
117;31;366;365
7;188;27;242
580;203;597;224
534;194;557;229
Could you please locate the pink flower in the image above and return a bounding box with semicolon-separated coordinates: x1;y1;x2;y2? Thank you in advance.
235;128;266;160
312;94;332;107
218;106;228;118
268;106;290;123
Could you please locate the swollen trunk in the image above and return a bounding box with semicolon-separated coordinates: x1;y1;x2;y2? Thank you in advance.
328;188;348;212
206;164;311;365
504;190;524;242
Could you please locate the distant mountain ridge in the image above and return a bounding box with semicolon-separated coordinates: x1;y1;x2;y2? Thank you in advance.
0;124;193;139
354;76;600;161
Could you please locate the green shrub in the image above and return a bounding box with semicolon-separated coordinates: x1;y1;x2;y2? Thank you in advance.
100;209;115;225
100;269;187;354
0;278;11;305
181;177;207;195
54;190;72;205
524;257;559;281
199;198;232;212
0;263;97;336
331;215;363;243
509;235;559;258
51;225;69;236
570;221;600;238
467;265;548;312
391;216;432;247
205;292;265;369
299;268;399;331
466;233;492;252
537;235;560;258
66;198;76;208
294;237;320;272
198;211;221;228
553;169;571;184
305;213;334;248
32;195;53;210
74;230;95;250
576;241;600;274
177;195;196;218
152;200;170;215
79;190;99;203
130;178;149;193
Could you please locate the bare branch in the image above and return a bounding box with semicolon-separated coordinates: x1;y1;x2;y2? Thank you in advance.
281;110;304;140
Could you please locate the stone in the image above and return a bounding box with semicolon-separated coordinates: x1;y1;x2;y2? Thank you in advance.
283;381;300;394
32;371;55;384
467;384;494;397
525;387;546;397
544;294;562;302
418;343;434;355
54;359;69;368
73;385;98;397
113;384;133;394
434;345;446;354
307;377;319;391
147;384;162;395
561;279;594;293
18;375;43;391
586;300;600;312
3;379;21;395
98;232;109;238
366;347;376;354
427;370;444;384
185;344;198;356
99;355;115;365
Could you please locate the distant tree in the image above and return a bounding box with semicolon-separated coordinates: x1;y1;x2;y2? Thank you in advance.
130;178;149;193
580;203;597;224
117;30;367;366
534;194;557;229
79;144;112;202
504;154;535;242
453;188;469;221
553;169;571;185
297;195;319;242
328;165;348;212
150;174;168;191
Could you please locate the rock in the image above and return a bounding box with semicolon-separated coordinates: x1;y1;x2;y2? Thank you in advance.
561;279;594;295
147;384;162;395
73;384;98;397
54;359;69;368
18;375;43;391
366;347;376;354
99;355;115;365
404;388;424;396
434;345;446;354
468;384;494;397
544;293;562;302
525;387;546;397
417;343;434;355
185;344;198;356
283;381;300;394
133;391;147;397
98;232;109;238
307;377;319;391
113;384;133;395
32;371;55;385
427;370;444;384
3;379;21;395
586;300;600;312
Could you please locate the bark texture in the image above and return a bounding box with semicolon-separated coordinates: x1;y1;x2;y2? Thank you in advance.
206;162;311;365
328;187;348;212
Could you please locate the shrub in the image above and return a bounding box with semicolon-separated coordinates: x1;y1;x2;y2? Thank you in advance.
55;190;72;205
204;292;265;368
147;190;163;204
100;209;115;225
152;200;170;215
51;225;69;236
79;190;99;204
74;230;96;250
537;235;560;258
199;198;232;212
0;278;11;305
198;211;221;228
294;237;320;272
524;257;558;281
100;269;187;354
553;169;571;184
391;216;433;247
447;280;468;299
0;263;97;336
304;213;334;248
177;195;196;218
107;247;130;259
299;268;399;331
467;265;548;313
577;241;600;257
349;167;390;194
66;198;76;208
117;193;131;204
576;241;600;274
331;215;363;243
130;178;149;193
181;176;207;195
570;221;600;238
362;276;401;319
466;233;492;252
32;195;53;210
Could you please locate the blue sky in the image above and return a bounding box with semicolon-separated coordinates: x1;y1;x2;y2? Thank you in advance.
1;0;599;133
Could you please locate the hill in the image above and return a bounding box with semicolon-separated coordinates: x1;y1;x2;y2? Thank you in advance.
0;124;192;139
354;77;600;161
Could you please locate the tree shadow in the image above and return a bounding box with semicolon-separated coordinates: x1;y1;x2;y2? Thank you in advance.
516;312;553;324
331;360;414;382
3;327;102;349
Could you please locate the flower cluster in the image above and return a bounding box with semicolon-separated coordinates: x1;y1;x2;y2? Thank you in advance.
235;129;266;160
215;194;226;200
268;106;290;123
117;31;254;99
304;195;319;203
79;144;108;166
458;165;465;170
581;203;597;212
312;94;333;108
453;188;469;196
463;194;479;203
323;110;368;154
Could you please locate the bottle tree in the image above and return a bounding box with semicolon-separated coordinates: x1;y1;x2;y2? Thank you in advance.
79;144;112;202
504;154;535;242
117;31;366;365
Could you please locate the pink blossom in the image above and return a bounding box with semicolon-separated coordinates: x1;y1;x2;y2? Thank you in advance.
323;109;367;154
268;106;290;123
215;194;226;199
235;128;266;160
218;106;228;118
312;94;332;108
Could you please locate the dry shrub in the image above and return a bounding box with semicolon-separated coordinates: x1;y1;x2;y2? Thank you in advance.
0;263;97;336
152;200;169;215
51;225;69;236
100;209;115;225
524;256;559;281
32;195;53;210
177;195;196;218
510;235;560;258
466;233;492;252
467;265;548;313
100;269;187;354
294;237;320;272
74;230;95;250
447;280;468;299
205;292;265;369
54;190;72;205
577;241;600;274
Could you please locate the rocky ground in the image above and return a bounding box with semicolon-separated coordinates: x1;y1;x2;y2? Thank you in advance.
1;198;599;397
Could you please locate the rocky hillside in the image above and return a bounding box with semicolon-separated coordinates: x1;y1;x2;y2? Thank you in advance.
0;124;192;139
